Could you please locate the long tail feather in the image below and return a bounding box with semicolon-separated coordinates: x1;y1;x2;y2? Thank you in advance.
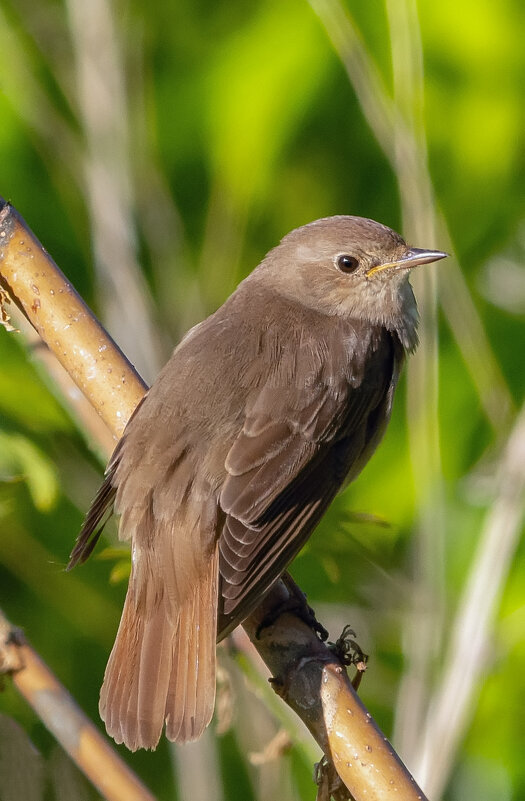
100;547;219;750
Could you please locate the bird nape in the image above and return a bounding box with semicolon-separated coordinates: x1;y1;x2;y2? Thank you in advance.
69;215;446;751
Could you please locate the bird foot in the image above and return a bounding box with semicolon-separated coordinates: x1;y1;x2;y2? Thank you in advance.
255;573;329;641
328;624;368;690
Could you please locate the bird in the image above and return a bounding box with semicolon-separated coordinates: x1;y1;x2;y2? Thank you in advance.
68;215;446;751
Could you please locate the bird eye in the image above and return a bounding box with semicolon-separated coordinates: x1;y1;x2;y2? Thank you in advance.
336;254;359;274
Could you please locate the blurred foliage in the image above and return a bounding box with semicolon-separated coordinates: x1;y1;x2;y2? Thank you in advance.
0;0;524;800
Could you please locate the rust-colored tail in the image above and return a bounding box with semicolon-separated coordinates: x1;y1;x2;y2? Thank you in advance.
100;549;219;750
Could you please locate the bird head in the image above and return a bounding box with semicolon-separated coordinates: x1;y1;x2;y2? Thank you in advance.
256;215;447;350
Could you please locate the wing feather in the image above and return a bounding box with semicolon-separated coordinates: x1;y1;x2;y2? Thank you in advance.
218;327;399;636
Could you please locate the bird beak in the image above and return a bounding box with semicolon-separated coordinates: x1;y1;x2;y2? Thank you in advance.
367;247;448;276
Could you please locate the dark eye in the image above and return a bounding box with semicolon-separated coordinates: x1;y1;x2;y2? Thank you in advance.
336;254;359;274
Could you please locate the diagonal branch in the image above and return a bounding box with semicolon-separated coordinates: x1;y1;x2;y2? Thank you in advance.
0;200;145;437
0;609;156;801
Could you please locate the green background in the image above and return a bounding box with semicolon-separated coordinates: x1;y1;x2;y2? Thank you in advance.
0;0;524;799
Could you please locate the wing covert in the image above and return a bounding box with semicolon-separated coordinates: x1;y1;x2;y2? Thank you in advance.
218;325;399;635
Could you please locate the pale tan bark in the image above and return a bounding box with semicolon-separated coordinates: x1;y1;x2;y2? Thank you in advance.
0;610;156;801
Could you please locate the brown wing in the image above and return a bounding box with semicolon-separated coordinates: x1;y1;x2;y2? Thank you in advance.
217;327;399;637
67;394;148;569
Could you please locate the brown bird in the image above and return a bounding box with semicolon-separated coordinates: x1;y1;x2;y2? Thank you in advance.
69;215;446;751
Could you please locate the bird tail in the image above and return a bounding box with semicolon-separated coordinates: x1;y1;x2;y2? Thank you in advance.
100;547;219;750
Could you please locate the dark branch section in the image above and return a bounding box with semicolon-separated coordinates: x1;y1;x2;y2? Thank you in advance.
242;576;346;753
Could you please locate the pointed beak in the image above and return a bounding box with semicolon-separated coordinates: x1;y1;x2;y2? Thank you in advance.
367;247;448;276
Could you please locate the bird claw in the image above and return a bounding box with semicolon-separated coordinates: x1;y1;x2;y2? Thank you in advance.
329;625;368;690
255;574;329;642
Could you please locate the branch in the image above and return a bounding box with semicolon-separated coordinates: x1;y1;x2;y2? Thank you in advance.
0;200;145;437
244;587;429;801
0;609;156;801
0;198;428;801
